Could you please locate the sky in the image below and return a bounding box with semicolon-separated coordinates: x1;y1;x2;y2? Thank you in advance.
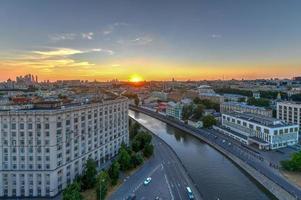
0;0;301;81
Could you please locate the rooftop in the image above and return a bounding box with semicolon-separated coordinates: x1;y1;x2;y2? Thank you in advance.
223;112;296;128
222;101;271;111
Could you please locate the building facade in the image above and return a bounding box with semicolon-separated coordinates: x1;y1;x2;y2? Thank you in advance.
221;102;273;117
0;98;129;198
166;102;183;120
277;101;301;128
221;112;298;150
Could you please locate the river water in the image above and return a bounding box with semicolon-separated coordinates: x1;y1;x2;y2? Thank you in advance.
129;110;276;200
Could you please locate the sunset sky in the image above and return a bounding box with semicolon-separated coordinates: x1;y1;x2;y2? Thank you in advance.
0;0;301;81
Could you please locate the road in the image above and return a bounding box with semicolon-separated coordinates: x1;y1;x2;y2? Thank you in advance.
109;132;202;200
130;106;301;200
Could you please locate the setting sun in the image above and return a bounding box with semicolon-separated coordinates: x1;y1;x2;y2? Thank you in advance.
129;74;144;83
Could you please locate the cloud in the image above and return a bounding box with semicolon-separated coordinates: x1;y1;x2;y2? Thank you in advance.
117;36;153;46
82;32;94;40
111;64;121;67
102;22;128;35
49;33;77;42
211;34;222;39
131;36;153;45
92;48;115;56
32;48;114;57
33;48;83;56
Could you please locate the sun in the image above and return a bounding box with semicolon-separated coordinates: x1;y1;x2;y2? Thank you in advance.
129;74;144;83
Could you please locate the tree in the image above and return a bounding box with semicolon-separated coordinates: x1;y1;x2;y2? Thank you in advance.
202;115;217;128
63;182;83;200
143;144;154;158
132;131;152;151
193;104;205;120
131;138;141;152
108;161;120;185
247;97;270;107
129;122;140;139
118;146;132;171
182;104;194;120
96;171;110;200
281;151;301;172
131;153;144;167
81;159;97;190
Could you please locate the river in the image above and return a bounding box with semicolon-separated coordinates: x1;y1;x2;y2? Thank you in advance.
129;110;276;200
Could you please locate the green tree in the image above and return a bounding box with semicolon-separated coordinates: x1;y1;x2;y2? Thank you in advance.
108;161;120;185
131;153;144;167
129;122;140;139
96;171;110;200
131;138;141;152
281;151;301;172
132;131;152;151
182;104;194;120
63;181;83;200
81;159;97;190
202;115;217;128
193;104;205;120
118;146;132;171
247;97;270;107
143;144;154;158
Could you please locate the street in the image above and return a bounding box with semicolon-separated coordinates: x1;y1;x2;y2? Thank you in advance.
108;134;202;200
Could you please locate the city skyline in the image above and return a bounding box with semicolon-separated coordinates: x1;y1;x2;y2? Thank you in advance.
1;0;301;81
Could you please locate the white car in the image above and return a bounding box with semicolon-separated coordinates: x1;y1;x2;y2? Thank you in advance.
144;177;152;185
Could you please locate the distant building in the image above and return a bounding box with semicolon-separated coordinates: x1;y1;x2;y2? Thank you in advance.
277;101;301;128
293;76;301;81
223;93;246;102
221;102;273;117
166;102;183;120
218;112;299;150
199;93;224;104
151;91;168;101
253;92;260;99
197;85;215;94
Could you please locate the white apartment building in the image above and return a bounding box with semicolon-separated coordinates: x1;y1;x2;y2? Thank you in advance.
277;101;301;128
220;112;298;150
0;97;129;198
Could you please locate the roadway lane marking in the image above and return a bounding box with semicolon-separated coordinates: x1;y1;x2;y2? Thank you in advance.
164;173;174;200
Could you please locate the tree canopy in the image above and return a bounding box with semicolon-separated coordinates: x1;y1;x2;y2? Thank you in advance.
81;159;97;190
281;151;301;172
63;182;82;200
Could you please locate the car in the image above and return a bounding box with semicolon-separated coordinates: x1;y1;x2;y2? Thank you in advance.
222;140;226;143
144;177;152;185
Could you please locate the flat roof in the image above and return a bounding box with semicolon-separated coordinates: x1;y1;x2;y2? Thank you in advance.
222;102;271;111
223;112;296;128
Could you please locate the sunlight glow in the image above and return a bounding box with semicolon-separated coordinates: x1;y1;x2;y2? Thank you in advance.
129;74;144;82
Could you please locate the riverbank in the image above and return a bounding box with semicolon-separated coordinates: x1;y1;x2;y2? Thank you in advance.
130;106;300;200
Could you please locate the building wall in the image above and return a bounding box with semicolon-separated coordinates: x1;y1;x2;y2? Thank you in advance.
277;102;301;127
222;113;299;149
221;103;273;117
0;98;129;198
